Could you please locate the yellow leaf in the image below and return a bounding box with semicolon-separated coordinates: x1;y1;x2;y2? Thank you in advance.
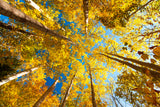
62;45;65;48
95;39;99;43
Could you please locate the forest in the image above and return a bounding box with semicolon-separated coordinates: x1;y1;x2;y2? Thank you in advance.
0;0;160;106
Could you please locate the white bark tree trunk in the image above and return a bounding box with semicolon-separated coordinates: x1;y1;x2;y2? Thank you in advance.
60;70;77;107
88;64;97;107
0;0;70;42
83;0;89;37
25;0;65;31
0;67;39;86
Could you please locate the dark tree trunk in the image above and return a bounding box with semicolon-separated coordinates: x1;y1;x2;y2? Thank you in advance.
60;70;77;107
0;0;71;43
106;53;160;71
100;53;160;80
88;64;97;107
0;21;34;35
129;0;155;17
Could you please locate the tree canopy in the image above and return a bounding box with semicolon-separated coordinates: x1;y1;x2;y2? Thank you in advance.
0;0;160;106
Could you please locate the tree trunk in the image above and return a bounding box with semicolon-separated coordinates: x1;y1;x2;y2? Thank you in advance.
100;53;160;80
88;64;97;107
140;30;160;37
111;95;118;107
129;0;155;17
75;94;80;107
83;0;89;37
25;0;42;12
33;79;59;107
106;53;160;71
0;67;39;86
0;0;71;42
0;21;34;35
25;0;65;31
115;96;123;107
60;70;77;107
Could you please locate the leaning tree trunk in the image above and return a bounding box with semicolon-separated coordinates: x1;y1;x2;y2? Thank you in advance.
114;96;123;107
25;0;42;12
0;66;39;86
33;79;59;107
0;0;71;42
83;0;89;37
25;0;65;31
75;94;80;107
129;0;155;17
0;21;34;35
111;95;118;107
100;53;160;79
88;64;97;107
106;53;160;71
60;70;77;107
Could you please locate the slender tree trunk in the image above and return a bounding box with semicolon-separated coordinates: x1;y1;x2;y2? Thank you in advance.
75;94;80;107
112;95;118;107
114;97;123;107
106;53;160;71
33;79;59;107
0;0;71;42
25;0;42;12
100;53;160;79
25;0;65;31
88;64;97;107
127;30;160;40
60;70;77;107
129;0;155;17
0;67;39;86
0;21;34;35
83;0;89;37
140;30;160;37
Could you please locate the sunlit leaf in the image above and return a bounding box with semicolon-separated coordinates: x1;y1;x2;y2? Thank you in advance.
150;59;156;63
141;54;149;60
153;47;160;57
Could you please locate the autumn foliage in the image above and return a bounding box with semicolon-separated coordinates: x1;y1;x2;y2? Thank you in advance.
0;0;160;106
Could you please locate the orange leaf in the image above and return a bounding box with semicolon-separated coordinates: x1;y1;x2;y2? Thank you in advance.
146;80;154;89
141;54;149;60
144;95;157;105
132;88;143;92
153;55;160;60
150;59;156;63
153;47;160;57
151;89;157;106
144;88;151;94
145;69;150;76
144;95;154;103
